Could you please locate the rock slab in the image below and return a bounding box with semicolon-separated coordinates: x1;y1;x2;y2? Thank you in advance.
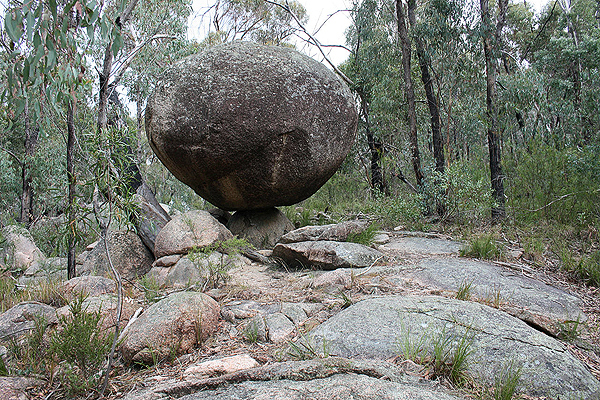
146;41;357;210
273;240;383;270
179;371;464;400
395;258;586;335
279;220;370;244
307;295;600;399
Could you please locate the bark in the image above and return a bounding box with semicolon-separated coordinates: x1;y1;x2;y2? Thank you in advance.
67;101;76;279
396;0;423;187
20;100;38;227
481;0;507;221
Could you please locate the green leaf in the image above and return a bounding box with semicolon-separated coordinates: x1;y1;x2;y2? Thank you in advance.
32;43;45;68
111;33;123;56
33;31;41;48
26;9;35;42
23;58;30;81
47;47;56;70
49;0;57;19
5;11;23;43
87;24;94;39
15;98;26;117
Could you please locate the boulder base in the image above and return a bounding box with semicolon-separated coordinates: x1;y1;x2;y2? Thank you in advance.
146;41;357;210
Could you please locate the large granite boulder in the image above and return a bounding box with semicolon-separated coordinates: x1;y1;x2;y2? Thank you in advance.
146;41;357;211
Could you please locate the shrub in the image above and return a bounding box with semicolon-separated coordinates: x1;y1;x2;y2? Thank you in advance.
50;294;113;395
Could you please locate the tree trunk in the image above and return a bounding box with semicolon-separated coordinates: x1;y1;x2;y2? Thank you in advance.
396;0;423;188
480;0;507;221
406;0;444;176
20;100;38;227
358;91;386;194
407;0;445;216
67;101;77;279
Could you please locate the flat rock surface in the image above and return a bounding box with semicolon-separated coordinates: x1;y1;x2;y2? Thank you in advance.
380;236;463;256
385;258;586;335
179;372;465;400
308;295;600;399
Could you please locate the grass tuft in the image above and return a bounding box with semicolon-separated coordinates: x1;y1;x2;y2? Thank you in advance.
460;235;502;260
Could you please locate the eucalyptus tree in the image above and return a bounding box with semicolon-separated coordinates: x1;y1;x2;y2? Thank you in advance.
480;0;508;221
396;0;424;188
198;0;307;46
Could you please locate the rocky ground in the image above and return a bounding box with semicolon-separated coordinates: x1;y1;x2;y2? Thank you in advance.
1;214;599;400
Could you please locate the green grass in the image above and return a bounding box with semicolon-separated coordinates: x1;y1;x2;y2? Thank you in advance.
346;222;379;246
460;235;502;260
397;320;475;386
456;279;474;301
493;361;522;400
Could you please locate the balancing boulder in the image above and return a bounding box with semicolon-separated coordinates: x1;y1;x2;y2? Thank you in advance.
146;41;357;211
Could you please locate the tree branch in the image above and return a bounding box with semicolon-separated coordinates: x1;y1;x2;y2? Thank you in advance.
0;144;23;166
263;0;354;86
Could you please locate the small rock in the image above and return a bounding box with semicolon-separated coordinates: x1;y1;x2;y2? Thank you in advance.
56;294;137;332
153;210;233;258
0;377;45;400
0;302;56;341
152;254;182;268
17;257;67;286
78;229;154;281
281;303;308;326
312;269;352;291
0;225;45;272
184;354;259;379
243;315;267;342
227;208;293;249
372;233;390;245
264;313;295;343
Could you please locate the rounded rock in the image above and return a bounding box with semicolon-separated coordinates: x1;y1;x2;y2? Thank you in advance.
146;41;357;211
